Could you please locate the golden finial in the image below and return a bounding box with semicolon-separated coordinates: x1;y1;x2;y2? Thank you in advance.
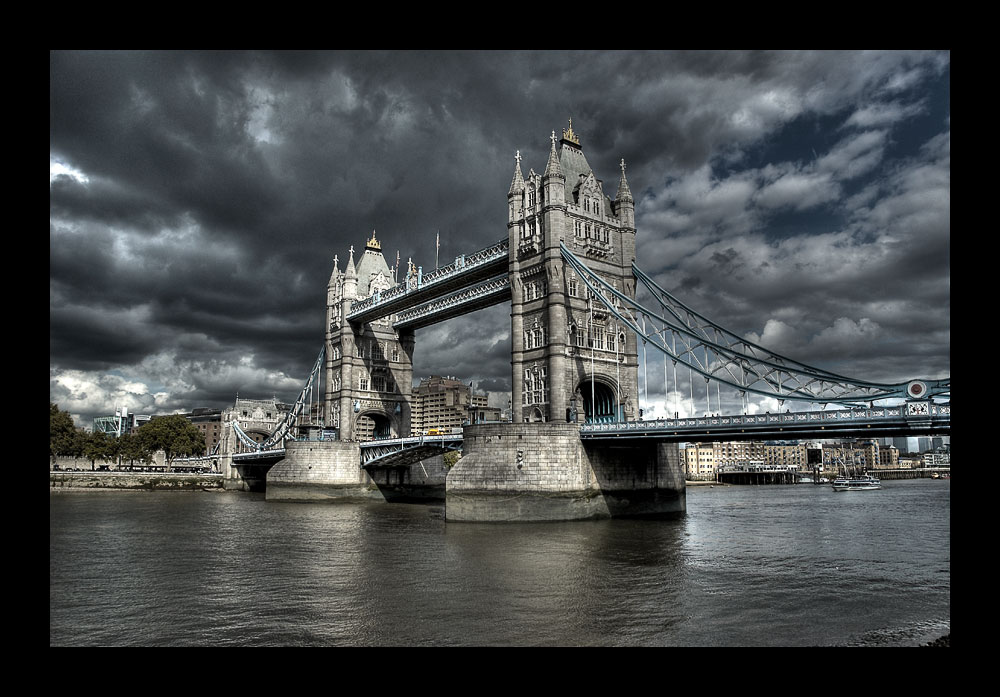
562;118;580;145
366;229;381;251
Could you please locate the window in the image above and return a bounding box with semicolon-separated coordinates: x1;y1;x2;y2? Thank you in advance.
359;376;369;391
523;367;548;405
568;277;578;297
391;345;400;362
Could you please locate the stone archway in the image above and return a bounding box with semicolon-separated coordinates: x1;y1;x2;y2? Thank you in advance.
577;377;619;423
355;411;395;441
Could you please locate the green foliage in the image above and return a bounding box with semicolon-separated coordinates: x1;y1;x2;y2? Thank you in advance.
82;430;116;465
443;451;461;469
50;403;82;459
115;432;152;465
136;415;206;466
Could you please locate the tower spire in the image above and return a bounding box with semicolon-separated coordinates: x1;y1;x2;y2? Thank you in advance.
544;130;563;178
616;158;633;203
509;149;525;195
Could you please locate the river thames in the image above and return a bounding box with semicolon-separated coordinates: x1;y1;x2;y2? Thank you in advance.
50;478;949;646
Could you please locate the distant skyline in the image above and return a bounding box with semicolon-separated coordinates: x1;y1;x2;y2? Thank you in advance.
51;50;950;426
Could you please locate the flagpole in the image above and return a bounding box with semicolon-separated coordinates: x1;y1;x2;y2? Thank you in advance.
435;231;440;269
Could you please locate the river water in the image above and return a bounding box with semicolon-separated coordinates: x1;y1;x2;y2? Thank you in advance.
49;479;949;647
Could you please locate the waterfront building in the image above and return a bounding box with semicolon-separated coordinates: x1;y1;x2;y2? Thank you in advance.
409;375;500;435
821;439;880;474
924;449;950;467
181;407;223;455
684;443;717;480
684;440;807;480
877;443;900;469
93;407;150;436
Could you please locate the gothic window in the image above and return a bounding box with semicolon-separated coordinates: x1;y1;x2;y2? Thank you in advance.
568;277;578;297
528;189;536;208
332;344;341;360
391;345;400;362
523;367;548;405
574;220;583;237
356;341;366;358
373;375;386;392
333;375;341;391
359;375;369;391
589;320;605;350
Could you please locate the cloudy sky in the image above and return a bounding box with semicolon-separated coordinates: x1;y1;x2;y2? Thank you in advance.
50;50;950;426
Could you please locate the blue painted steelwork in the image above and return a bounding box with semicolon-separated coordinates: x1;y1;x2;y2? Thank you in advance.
580;402;950;442
561;243;950;405
393;275;510;329
347;237;509;324
231;346;326;452
359;433;463;467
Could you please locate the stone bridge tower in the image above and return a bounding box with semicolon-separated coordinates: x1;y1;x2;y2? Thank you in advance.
325;231;414;441
508;122;639;424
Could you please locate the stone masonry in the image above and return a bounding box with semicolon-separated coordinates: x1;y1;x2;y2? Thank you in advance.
446;422;685;521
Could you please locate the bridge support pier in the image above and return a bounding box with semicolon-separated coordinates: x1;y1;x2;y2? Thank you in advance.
266;440;378;502
445;423;685;522
265;440;447;502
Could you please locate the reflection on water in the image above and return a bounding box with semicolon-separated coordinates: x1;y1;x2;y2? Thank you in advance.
50;480;949;646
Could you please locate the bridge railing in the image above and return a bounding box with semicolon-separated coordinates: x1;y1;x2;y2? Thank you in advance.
347;237;508;319
580;403;950;435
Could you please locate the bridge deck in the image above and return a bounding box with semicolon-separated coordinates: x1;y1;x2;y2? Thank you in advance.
347;238;508;325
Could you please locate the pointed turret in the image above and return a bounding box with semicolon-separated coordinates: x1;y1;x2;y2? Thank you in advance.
616;158;633;204
616;158;635;229
508;150;525;195
508;150;526;226
345;245;357;278
543;129;566;208
543;130;563;179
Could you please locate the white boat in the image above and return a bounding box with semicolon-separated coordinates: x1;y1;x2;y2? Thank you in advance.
832;474;881;491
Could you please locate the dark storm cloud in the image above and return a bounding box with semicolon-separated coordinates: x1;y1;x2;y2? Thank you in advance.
50;50;949;424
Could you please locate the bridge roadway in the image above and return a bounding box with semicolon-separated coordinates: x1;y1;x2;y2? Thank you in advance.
222;402;949;468
579;402;950;442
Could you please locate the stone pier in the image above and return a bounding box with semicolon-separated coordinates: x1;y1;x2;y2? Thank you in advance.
445;422;685;522
266;440;447;502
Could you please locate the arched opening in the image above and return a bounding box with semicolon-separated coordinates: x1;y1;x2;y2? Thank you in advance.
356;412;393;441
578;379;619;423
529;407;545;423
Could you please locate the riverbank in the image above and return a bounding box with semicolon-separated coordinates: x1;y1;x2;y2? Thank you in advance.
50;472;224;490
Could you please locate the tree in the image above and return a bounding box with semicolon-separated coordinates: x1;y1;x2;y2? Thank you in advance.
50;403;82;462
114;432;152;467
136;415;206;470
82;430;116;470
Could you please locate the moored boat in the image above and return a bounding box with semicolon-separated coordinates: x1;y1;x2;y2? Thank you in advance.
832;474;881;491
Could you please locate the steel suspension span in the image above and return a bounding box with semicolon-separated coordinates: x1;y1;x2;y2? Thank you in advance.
560;243;950;406
232;345;326;451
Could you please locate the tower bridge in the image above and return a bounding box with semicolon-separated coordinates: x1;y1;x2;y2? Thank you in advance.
220;122;948;518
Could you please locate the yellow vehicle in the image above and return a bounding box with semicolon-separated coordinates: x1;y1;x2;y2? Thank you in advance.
426;428;444;436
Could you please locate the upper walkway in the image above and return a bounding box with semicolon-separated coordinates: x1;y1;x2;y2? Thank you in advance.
346;237;509;326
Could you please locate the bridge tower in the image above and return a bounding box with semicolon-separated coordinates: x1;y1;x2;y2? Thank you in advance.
508;121;639;424
325;231;414;441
